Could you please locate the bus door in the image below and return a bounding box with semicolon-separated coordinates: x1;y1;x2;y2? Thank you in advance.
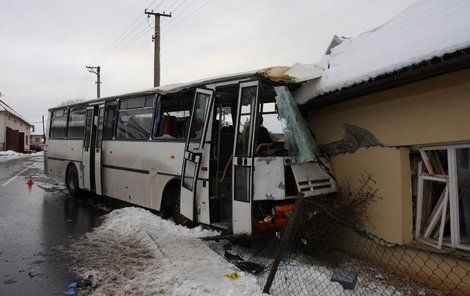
82;106;96;191
180;89;214;222
94;104;105;195
232;81;259;234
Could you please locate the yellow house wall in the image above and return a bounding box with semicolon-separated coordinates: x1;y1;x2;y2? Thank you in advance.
308;68;470;147
306;69;470;244
330;147;413;244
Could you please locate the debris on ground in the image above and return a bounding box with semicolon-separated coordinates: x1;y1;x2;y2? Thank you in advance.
64;281;78;295
224;272;239;280
224;251;264;275
28;271;37;278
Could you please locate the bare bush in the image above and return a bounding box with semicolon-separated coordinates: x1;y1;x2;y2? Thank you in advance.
333;172;380;227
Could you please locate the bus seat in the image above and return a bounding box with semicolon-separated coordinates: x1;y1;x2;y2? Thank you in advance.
161;115;171;135
168;116;178;137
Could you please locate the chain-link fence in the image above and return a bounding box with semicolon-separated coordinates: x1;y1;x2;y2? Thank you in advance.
209;198;470;295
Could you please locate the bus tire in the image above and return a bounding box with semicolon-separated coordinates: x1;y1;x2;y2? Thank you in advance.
160;180;178;219
173;187;196;228
66;164;80;198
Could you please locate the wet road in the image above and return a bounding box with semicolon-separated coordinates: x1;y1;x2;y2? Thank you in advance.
0;154;109;296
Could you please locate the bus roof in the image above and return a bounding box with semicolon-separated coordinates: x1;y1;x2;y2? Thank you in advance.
50;64;322;111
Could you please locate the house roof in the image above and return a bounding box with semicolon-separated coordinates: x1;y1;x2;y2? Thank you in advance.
0;100;32;126
294;0;470;105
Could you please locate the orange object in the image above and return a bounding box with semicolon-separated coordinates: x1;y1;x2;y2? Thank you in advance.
162;116;172;135
26;176;34;186
274;217;289;229
253;219;274;234
274;204;295;218
252;203;295;234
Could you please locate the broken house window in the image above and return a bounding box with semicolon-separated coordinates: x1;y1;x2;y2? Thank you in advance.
274;86;322;164
414;145;470;251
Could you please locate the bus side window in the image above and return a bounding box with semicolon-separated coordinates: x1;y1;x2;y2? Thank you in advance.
50;109;67;139
153;96;192;140
115;97;153;140
103;101;117;140
67;107;86;139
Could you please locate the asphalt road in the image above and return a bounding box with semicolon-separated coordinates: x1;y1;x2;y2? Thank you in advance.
0;154;109;296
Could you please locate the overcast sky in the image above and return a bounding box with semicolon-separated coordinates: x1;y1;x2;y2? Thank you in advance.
0;0;415;134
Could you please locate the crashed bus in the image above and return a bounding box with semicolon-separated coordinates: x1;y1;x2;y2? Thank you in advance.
45;66;336;235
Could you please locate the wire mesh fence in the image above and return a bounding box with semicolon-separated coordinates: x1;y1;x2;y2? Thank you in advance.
209;198;470;295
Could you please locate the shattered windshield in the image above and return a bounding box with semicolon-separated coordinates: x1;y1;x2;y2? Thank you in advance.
274;86;320;164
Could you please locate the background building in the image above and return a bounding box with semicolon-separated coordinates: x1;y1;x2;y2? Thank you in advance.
0;99;33;152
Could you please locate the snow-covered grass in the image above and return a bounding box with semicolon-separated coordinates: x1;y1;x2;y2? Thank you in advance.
68;207;265;296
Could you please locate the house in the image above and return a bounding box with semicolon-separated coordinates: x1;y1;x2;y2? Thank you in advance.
30;133;44;145
0;99;33;152
292;0;470;293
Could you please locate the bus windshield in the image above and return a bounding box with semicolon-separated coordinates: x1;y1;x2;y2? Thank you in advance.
274;86;321;164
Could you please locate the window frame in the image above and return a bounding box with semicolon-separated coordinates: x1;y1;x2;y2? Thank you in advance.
102;100;118;140
66;106;87;139
49;108;68;139
115;96;155;141
151;94;194;142
416;144;470;251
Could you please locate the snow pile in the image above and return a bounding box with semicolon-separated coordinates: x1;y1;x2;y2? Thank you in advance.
295;0;470;104
0;150;24;156
68;207;264;296
0;150;25;161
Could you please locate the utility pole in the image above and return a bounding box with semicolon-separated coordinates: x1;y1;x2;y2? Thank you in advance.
86;66;101;98
144;10;171;87
41;115;46;144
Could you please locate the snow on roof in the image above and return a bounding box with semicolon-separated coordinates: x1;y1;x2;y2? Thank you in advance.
0;99;31;125
295;0;470;105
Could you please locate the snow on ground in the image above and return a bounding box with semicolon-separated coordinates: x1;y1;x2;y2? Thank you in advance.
0;150;42;162
68;207;265;296
0;150;43;161
0;150;24;160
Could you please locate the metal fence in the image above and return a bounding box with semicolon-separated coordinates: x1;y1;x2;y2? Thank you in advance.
211;198;470;296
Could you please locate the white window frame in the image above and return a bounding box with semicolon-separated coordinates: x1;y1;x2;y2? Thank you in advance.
415;144;470;251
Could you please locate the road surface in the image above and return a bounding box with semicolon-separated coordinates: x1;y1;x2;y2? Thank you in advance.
0;154;110;296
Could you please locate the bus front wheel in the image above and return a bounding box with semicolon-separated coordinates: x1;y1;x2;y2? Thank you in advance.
66;165;80;197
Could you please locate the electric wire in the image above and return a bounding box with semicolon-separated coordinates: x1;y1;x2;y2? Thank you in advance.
170;0;201;17
165;0;180;12
104;25;152;61
164;0;211;33
77;0;165;98
91;0;163;64
171;0;187;13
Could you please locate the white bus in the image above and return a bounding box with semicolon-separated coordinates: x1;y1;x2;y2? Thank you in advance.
46;69;336;234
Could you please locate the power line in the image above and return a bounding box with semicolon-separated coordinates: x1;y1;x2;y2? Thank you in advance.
90;0;165;65
105;25;153;60
92;17;146;64
165;0;180;12
164;0;211;33
172;0;187;13
94;18;148;63
171;0;201;18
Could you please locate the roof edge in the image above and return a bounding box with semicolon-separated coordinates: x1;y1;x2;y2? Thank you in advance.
299;47;470;111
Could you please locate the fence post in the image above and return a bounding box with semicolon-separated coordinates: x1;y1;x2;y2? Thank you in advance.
263;197;304;293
